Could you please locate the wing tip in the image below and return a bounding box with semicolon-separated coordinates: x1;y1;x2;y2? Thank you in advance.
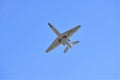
78;25;81;28
45;49;49;53
46;51;49;53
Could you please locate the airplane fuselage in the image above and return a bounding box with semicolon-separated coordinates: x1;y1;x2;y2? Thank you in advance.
57;34;72;48
46;23;80;53
48;23;72;48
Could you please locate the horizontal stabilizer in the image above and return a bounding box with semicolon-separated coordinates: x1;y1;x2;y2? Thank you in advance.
64;41;80;53
64;46;69;53
71;41;79;46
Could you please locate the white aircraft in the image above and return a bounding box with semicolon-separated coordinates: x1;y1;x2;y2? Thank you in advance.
46;23;81;53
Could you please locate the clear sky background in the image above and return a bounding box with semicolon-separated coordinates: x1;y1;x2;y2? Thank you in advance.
0;0;120;80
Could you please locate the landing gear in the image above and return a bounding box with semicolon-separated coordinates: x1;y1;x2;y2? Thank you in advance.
58;39;62;42
63;35;66;38
58;35;66;42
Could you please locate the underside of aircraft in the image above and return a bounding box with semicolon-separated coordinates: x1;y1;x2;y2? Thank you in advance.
46;23;81;53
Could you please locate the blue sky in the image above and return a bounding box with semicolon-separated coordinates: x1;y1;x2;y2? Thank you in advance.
0;0;120;80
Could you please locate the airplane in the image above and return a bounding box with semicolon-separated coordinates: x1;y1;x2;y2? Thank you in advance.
46;23;81;53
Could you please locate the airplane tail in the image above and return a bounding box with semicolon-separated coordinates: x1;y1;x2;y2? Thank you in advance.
64;41;80;53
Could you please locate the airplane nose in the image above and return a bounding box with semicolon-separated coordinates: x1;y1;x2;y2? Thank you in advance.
48;23;50;25
48;23;52;28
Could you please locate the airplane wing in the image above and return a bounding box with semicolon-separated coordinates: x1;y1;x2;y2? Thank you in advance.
62;25;81;38
46;38;61;53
